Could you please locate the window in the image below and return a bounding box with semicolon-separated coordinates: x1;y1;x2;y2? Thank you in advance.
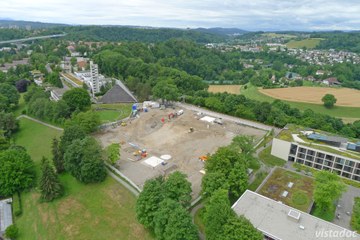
342;172;351;178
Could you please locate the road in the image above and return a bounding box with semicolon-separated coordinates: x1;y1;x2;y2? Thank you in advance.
176;102;277;132
0;33;67;44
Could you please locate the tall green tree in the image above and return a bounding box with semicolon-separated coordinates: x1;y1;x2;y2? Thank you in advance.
0;148;35;196
164;171;192;207
52;137;63;173
152;79;180;103
67;111;100;133
0;83;20;107
314;171;346;213
321;94;337;108
64;136;106;183
136;176;165;229
220;215;263;240
105;143;120;165
0;111;18;137
204;189;234;240
39;158;63;201
62;88;91;112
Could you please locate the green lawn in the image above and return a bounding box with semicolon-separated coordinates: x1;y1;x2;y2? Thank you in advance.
92;103;132;123
241;84;360;119
286;38;323;49
13;117;153;240
14;118;63;162
258;168;314;212
259;145;286;167
13;93;26;116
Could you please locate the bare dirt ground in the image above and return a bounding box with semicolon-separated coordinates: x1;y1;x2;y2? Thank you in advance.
96;108;266;199
259;87;360;107
208;85;242;94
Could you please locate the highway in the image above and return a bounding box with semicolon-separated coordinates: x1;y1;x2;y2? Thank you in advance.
0;33;67;44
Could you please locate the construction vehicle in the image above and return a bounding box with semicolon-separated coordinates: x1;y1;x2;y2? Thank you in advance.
199;155;208;162
188;127;194;133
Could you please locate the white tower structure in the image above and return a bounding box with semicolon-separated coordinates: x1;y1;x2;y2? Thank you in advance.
90;61;100;94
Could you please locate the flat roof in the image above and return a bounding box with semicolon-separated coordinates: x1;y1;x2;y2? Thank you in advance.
232;190;359;240
0;198;13;233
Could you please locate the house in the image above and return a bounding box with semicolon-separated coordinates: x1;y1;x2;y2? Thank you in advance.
99;80;137;104
30;70;45;86
0;198;13;235
315;70;325;76
285;72;302;80
322;77;341;86
232;190;359;240
306;75;315;81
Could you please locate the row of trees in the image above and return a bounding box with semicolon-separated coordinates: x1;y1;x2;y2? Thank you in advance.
200;136;263;239
187;91;360;139
136;172;198;240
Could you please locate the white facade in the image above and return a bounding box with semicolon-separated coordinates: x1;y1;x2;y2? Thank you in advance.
271;138;292;161
90;61;100;94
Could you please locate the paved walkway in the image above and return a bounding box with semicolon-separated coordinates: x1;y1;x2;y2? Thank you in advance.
16;115;64;131
190;203;205;240
107;170;140;197
334;185;360;229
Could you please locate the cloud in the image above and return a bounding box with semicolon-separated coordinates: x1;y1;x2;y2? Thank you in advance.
1;0;360;30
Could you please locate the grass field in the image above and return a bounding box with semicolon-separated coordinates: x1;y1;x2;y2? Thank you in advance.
286;38;322;49
241;85;360;119
208;85;242;94
14;118;63;161
259;87;360;107
92;103;132;123
13;93;26;116
13;118;153;240
259;146;286;167
258;168;314;212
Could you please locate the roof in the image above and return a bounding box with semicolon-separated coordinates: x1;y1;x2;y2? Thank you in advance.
307;133;348;143
100;80;137;104
51;88;68;98
232;190;359;240
0;198;13;233
323;77;341;84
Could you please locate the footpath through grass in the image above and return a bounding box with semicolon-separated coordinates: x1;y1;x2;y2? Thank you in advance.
13;117;153;240
241;84;360;119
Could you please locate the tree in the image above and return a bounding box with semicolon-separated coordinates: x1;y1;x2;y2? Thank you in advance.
314;171;346;213
322;94;337;108
231;135;255;155
64;136;106;183
5;224;19;240
162;202;198;240
70;57;77;66
164;171;192;207
221;215;263;240
0;83;20;106
204;189;234;240
105;143;120;165
136;177;165;229
67;111;100;133
0;111;19;137
227;161;248;200
52;138;64;173
15;79;30;93
59;125;86;158
201;171;228;197
45;72;63;88
39;158;63;201
0;148;35;196
62;88;91;112
152;79;180;104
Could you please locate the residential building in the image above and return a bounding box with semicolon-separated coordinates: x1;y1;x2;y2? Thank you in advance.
271;127;360;182
322;77;341;86
90;61;100;94
232;190;359;240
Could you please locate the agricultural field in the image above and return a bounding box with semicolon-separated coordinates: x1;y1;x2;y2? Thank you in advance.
208;85;242;94
241;85;360;119
92;103;132;123
286;38;322;49
13;118;153;240
258;168;314;212
259;87;360;107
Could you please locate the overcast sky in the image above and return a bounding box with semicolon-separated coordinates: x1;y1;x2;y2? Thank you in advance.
1;0;360;31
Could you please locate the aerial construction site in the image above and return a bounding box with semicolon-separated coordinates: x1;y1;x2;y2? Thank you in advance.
96;106;267;199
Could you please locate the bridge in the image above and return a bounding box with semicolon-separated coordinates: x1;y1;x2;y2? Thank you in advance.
0;33;67;44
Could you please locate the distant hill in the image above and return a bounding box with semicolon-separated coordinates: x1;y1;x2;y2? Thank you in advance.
194;27;248;36
0;20;67;29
